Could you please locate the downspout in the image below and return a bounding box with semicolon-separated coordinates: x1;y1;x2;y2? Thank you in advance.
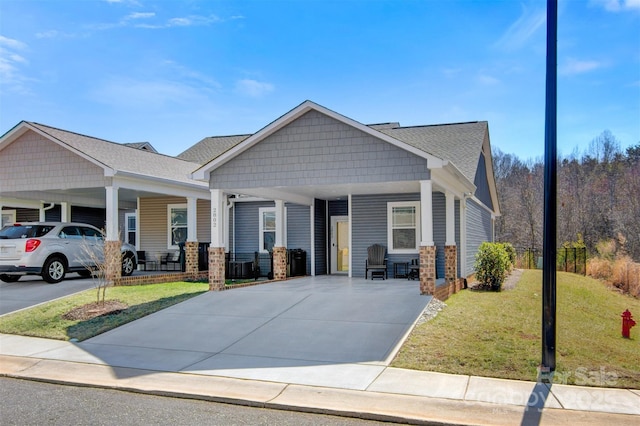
227;195;235;254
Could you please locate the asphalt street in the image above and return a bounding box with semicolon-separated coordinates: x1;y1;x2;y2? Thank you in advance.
0;377;395;426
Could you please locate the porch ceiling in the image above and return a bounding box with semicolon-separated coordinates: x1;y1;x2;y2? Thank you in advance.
227;180;424;205
2;187;165;210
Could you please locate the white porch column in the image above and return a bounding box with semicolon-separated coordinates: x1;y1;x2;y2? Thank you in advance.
209;189;226;291
275;199;285;247
445;191;456;246
420;180;434;246
61;202;71;223
210;189;225;248
105;185;119;240
104;185;120;282
187;197;197;242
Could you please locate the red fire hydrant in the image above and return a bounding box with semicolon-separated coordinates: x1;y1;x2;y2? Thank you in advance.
621;309;636;339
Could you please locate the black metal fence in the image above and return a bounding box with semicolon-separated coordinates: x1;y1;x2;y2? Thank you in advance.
224;249;307;280
515;247;587;275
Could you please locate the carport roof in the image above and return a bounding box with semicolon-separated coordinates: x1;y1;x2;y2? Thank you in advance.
3;121;204;186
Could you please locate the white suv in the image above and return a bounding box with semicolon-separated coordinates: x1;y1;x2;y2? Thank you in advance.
0;222;137;284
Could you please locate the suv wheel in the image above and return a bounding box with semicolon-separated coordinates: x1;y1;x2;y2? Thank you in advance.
0;274;21;283
42;256;66;283
122;253;135;276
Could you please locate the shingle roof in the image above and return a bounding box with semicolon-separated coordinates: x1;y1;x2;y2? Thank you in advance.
178;119;487;183
376;121;488;182
176;134;251;164
28;122;202;185
124;141;157;153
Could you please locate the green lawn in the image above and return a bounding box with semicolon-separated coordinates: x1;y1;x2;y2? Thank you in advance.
0;282;208;342
2;272;638;388
392;270;640;389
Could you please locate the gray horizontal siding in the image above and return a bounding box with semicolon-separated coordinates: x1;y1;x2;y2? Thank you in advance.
233;201;273;254
474;151;494;211
351;192;453;279
466;199;493;276
432;193;445;279
352;193;424;278
286;203;311;275
232;200;311;275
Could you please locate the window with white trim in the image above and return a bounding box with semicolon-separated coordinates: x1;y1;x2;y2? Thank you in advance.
168;204;187;249
387;201;420;253
125;212;137;247
259;208;276;253
259;207;287;253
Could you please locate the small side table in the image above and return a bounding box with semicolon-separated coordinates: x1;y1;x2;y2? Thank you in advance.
393;262;409;278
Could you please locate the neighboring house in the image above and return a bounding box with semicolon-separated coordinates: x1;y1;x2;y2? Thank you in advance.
0;101;500;296
0;121;212;273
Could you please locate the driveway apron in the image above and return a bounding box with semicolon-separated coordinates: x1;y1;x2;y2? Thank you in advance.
58;276;432;389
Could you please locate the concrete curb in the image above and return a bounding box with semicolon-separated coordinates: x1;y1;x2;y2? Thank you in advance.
2;355;639;426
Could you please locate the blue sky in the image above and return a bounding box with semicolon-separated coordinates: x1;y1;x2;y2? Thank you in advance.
1;0;638;160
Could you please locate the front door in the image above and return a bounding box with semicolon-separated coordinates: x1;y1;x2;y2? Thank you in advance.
330;216;349;274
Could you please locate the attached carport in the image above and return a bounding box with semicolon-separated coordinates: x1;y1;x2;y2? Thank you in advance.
0;122;211;281
192;101;484;296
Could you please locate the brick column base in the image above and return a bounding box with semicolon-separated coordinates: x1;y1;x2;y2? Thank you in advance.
445;245;457;287
420;245;436;295
208;247;225;291
272;247;287;281
185;241;199;275
104;240;122;283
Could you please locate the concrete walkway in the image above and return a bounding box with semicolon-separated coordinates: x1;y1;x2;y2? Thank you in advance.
1;276;639;425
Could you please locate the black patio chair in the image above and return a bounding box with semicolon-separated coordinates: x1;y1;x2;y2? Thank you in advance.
365;244;387;280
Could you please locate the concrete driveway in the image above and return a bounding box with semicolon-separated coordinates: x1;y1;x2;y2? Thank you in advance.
0;274;98;315
33;275;432;389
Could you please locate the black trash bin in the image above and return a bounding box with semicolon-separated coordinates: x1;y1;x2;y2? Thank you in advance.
198;242;210;271
290;249;306;276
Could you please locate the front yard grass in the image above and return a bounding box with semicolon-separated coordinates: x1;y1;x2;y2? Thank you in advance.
0;282;208;342
392;270;640;389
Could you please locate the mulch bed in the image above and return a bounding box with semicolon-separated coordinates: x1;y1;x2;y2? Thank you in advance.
62;300;128;321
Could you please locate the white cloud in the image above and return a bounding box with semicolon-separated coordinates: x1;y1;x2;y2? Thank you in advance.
167;15;222;27
124;12;156;20
35;30;59;39
91;77;212;108
92;13;223;30
0;35;27;51
494;4;546;51
0;35;32;94
477;74;501;85
589;0;640;12
560;58;605;75
235;79;274;97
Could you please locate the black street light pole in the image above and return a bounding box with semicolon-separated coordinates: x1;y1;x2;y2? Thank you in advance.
541;0;558;379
